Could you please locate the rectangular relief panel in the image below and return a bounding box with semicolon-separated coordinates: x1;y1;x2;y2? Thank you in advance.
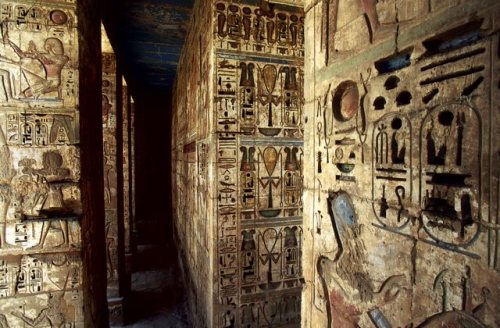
214;2;304;58
214;2;304;327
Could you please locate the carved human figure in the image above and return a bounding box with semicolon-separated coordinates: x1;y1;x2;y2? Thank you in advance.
253;9;265;43
318;190;404;325
284;227;299;276
290;15;299;47
102;95;112;127
106;216;118;280
323;0;385;63
36;151;71;180
391;117;406;164
427;112;455;166
10;159;46;215
30;217;69;250
35;151;71;217
222;310;235;328
0;67;17;102
227;5;242;39
276;13;288;45
11;292;67;327
241;230;256;282
12;152;72;249
0;314;9;328
2;26;68;99
103;139;117;205
0;126;15;248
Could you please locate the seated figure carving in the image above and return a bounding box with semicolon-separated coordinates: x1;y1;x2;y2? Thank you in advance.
1;23;68;101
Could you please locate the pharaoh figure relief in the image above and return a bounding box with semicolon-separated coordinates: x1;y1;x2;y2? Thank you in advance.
0;13;74;106
1;25;67;100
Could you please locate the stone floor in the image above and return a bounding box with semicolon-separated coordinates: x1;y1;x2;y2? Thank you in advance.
112;243;192;328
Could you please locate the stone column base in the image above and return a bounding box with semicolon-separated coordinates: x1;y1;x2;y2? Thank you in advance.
108;296;125;326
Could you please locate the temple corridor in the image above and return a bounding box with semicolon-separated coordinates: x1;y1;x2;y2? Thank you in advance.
0;0;499;327
111;234;191;327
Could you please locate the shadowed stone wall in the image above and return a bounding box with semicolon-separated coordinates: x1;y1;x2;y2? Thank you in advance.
172;0;215;326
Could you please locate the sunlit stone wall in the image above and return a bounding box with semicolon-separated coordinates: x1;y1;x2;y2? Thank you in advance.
173;0;305;327
0;0;85;326
302;0;500;326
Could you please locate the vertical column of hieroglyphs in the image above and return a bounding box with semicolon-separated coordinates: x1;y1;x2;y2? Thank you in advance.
214;2;304;326
122;82;131;257
491;18;500;274
305;0;500;326
0;0;84;326
129;97;136;246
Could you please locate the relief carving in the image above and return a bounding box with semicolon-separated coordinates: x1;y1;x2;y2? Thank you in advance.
215;2;304;57
316;191;405;327
419;104;481;247
213;3;304;324
372;113;413;229
311;9;499;327
1;22;69;102
0;125;14;249
0;5;76;108
0;1;82;325
11;292;67;327
417;266;495;327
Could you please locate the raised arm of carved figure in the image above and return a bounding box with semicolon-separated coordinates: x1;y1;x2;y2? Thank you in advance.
6;39;28;59
11;308;48;327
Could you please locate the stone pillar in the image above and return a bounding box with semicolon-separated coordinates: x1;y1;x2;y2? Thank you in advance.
102;25;126;325
173;1;305;326
0;0;107;326
129;97;137;249
78;0;109;326
212;2;305;326
122;81;134;281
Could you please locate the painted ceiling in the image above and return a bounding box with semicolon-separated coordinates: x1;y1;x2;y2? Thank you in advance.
103;0;304;91
103;0;195;90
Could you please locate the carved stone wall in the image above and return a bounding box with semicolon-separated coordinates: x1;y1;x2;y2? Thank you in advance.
172;0;215;326
129;97;136;243
102;28;129;325
303;0;500;327
0;0;85;326
102;51;119;299
121;83;134;301
122;81;131;257
173;1;304;327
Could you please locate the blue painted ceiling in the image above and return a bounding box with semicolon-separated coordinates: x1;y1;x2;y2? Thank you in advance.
103;0;195;91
